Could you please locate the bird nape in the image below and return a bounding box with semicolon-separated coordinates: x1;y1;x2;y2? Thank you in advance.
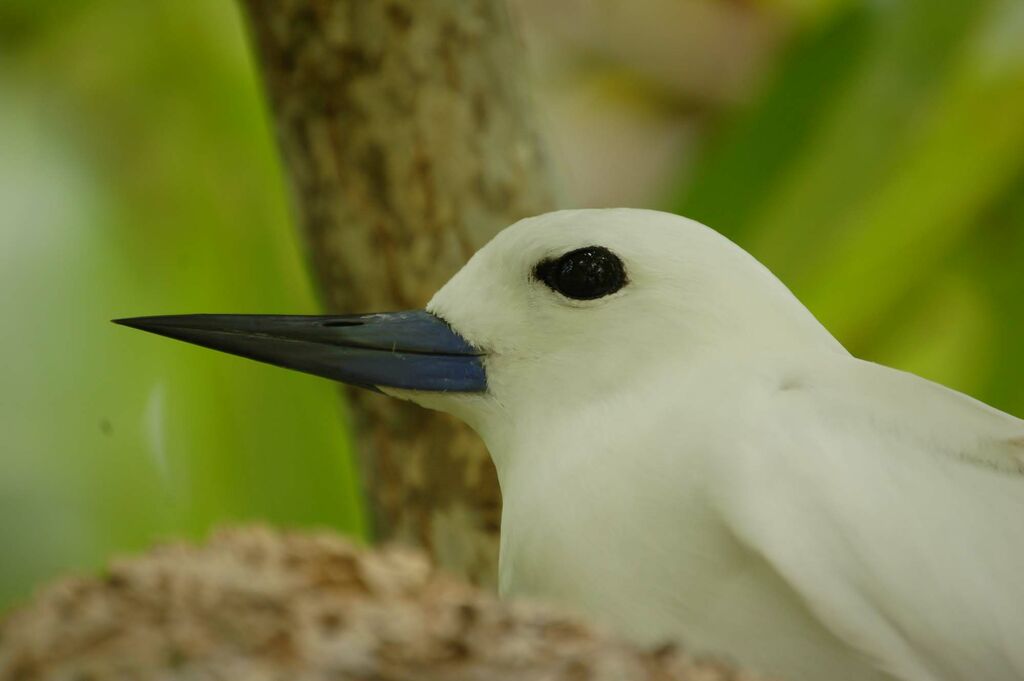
116;208;1024;681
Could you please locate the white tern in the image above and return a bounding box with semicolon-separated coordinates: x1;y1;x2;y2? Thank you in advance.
118;208;1024;681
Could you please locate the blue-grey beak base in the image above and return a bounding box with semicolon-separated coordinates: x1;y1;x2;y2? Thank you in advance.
113;310;486;393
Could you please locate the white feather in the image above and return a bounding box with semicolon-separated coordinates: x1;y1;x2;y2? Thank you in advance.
389;208;1024;681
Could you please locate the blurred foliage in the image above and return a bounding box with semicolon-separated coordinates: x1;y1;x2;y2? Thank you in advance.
0;2;364;609
674;0;1024;415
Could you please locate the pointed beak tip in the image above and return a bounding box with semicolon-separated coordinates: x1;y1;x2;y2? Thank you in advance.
111;316;138;329
112;316;158;331
112;315;193;335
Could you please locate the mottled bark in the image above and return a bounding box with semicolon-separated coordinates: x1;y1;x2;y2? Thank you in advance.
0;526;761;681
239;0;555;586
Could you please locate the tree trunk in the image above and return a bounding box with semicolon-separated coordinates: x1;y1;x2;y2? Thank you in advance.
240;0;555;586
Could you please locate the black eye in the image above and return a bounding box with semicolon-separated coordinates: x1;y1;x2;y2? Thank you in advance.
533;246;628;301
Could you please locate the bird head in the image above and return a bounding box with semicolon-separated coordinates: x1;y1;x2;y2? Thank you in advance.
116;209;839;441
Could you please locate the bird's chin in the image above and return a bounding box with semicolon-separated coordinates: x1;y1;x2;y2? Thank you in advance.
377;385;439;406
378;386;491;431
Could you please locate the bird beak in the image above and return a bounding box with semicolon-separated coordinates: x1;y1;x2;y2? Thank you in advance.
113;311;486;393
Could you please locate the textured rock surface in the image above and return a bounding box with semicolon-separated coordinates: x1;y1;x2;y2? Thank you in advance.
241;0;556;587
0;527;762;681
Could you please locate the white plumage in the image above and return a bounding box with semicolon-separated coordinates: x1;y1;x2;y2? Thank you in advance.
389;208;1024;681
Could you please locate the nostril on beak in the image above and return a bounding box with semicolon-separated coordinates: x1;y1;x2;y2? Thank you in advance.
321;320;365;328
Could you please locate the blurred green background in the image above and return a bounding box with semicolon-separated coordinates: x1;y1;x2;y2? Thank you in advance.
0;1;366;609
1;0;1022;610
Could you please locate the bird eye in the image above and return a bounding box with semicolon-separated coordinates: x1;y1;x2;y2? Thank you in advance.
533;246;628;301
